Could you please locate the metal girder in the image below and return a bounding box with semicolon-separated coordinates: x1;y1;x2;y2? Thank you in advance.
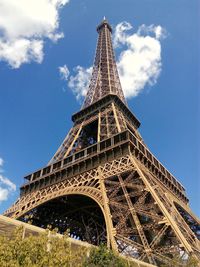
82;19;126;109
5;153;200;266
118;174;155;264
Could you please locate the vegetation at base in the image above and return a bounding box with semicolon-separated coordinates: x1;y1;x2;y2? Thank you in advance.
0;227;85;267
0;227;134;267
0;227;199;267
82;244;136;267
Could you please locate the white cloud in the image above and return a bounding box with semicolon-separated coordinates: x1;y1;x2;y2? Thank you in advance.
0;157;16;203
0;158;3;167
0;39;44;68
68;66;92;101
59;64;70;80
0;187;9;202
115;22;165;98
137;24;167;40
62;21;165;101
0;175;16;191
0;0;69;68
113;21;133;47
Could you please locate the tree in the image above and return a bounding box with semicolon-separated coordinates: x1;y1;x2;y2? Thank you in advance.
0;227;133;267
0;227;85;267
1;227;198;266
82;244;137;267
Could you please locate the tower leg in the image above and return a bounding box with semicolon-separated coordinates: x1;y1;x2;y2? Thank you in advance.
98;167;118;251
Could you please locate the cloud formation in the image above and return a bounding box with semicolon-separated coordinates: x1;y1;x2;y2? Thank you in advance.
0;158;3;167
115;22;165;98
60;21;165;101
59;64;70;80
68;66;92;101
0;157;16;202
0;0;69;68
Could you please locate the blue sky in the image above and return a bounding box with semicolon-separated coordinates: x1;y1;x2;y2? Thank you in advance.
0;0;199;217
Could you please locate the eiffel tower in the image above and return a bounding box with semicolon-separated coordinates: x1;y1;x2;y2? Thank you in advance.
5;18;200;266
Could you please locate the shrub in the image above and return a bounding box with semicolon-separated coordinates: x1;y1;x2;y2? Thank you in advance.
0;227;85;267
83;244;136;267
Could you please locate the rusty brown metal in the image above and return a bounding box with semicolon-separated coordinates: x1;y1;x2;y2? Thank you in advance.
82;18;126;109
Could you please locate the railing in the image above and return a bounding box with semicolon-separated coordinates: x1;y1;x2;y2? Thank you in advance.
22;129;187;202
128;131;185;193
24;130;128;182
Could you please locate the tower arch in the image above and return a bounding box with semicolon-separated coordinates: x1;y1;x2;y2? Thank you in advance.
19;192;107;246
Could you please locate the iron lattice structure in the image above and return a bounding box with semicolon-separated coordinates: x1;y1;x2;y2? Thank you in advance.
5;19;200;266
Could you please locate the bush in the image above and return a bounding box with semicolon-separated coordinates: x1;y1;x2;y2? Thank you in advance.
0;227;85;267
83;244;136;267
0;228;138;267
1;227;198;267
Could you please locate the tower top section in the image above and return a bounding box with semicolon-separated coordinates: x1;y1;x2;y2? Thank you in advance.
96;17;112;33
82;18;126;109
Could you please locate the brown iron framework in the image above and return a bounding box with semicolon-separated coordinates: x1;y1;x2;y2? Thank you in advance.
4;18;200;266
82;18;126;109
